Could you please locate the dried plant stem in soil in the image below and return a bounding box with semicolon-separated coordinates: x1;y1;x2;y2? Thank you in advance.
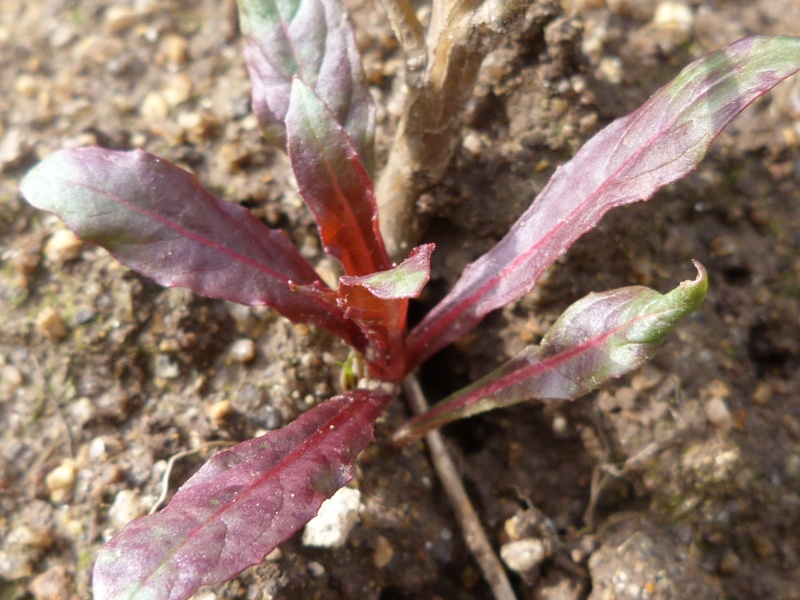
403;373;517;600
376;0;531;259
149;441;236;514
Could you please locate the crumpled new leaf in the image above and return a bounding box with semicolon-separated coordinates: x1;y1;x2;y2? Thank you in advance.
338;243;433;380
395;263;707;443
93;391;391;600
19;148;367;351
238;0;375;170
407;35;800;367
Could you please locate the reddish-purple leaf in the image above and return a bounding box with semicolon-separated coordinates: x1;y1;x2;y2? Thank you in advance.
406;35;800;367
20;148;367;350
395;264;707;444
338;244;433;380
287;79;390;276
93;390;391;600
237;0;375;170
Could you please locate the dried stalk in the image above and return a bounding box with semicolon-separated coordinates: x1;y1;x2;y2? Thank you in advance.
403;373;517;600
376;0;530;259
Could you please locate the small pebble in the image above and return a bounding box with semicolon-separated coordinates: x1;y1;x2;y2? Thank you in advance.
36;307;69;342
597;56;623;85
205;399;234;421
177;111;220;144
161;34;189;65
718;548;741;575
140;92;169;124
109;490;145;529
0;549;34;579
46;458;77;503
751;381;773;406
14;73;38;97
154;354;180;379
302;487;361;548
104;6;138;34
652;2;694;32
1;364;24;392
373;535;394;568
29;565;74;600
500;538;548;573
704;397;733;431
44;229;83;264
7;525;53;549
264;548;282;561
229;338;256;363
161;73;192;107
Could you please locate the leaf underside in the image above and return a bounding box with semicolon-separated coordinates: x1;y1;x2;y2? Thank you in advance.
93;391;391;600
407;35;800;367
395;263;707;443
19;148;367;350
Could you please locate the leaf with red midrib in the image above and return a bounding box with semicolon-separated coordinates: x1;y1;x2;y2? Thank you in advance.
287;79;390;277
406;36;800;367
93;391;391;600
19;148;367;351
395;264;707;444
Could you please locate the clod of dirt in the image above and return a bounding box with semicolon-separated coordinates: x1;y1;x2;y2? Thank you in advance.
588;513;723;599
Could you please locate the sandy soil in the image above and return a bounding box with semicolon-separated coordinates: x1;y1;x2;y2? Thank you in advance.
2;0;800;598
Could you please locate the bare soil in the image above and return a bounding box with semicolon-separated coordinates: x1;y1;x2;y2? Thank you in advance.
2;1;800;599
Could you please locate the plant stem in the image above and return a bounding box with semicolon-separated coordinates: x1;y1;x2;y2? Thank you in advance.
376;0;532;259
403;373;517;600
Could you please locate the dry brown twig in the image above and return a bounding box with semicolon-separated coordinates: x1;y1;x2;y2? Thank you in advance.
403;373;517;600
376;0;531;259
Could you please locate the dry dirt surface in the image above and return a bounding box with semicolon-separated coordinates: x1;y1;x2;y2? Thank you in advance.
3;0;800;599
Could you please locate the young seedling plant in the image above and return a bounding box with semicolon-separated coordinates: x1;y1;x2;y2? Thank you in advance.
18;0;800;596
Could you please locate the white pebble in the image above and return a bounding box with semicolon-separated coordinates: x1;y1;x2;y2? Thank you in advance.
500;538;548;573
705;396;732;431
109;490;145;529
229;338;256;363
6;525;53;549
302;487;361;548
44;229;82;264
652;2;694;32
46;459;77;503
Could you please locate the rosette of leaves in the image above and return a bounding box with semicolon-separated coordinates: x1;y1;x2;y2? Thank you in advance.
19;0;800;595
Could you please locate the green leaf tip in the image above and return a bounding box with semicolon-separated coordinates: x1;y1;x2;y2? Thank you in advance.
394;262;707;444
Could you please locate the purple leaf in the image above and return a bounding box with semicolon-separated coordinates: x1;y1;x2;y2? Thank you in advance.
19;148;367;350
93;390;391;600
337;244;433;380
395;263;707;444
287;79;390;277
406;35;800;367
237;0;375;169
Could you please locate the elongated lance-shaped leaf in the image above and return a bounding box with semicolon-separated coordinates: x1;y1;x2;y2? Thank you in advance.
338;244;433;380
406;35;800;368
20;148;367;350
237;0;375;171
287;79;391;276
395;263;707;444
93;390;391;600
